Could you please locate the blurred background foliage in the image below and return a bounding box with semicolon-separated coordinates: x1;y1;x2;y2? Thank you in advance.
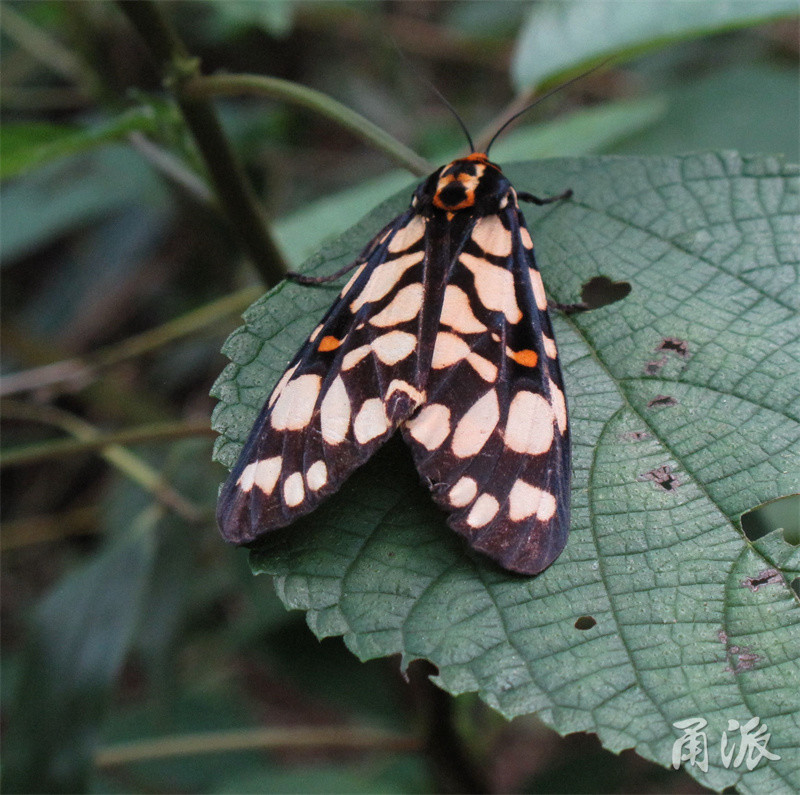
1;1;797;793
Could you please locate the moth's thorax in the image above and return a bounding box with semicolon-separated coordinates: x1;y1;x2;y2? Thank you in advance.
414;153;517;217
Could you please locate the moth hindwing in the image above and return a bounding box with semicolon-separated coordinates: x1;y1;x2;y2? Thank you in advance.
217;153;571;575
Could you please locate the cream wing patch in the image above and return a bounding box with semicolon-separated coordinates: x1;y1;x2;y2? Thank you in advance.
369;283;424;327
466;494;500;528
449;476;477;507
386;379;425;407
268;363;300;408
370;330;417;365
387;215;426;252
451;390;500;458
343;331;417;371
508;480;557;522
238;456;282;496
440;285;487;333
283;472;305;507
549;378;568;434
471;215;512;257
432;332;497;382
460;253;522;323
504;390;554;455
270;374;322;431
342;345;371;371
306;460;328;492
354;398;389;443
406;403;451;450
320;376;351;444
529;268;548;311
350;251;423;312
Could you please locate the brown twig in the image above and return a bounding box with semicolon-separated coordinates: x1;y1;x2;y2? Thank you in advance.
1;400;205;522
95;725;420;767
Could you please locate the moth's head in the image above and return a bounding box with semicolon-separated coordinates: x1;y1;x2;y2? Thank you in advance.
415;153;513;216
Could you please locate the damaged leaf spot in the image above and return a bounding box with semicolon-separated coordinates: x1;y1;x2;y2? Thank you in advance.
621;430;651;442
647;395;678;409
574;615;597;630
742;569;782;591
656;337;690;358
727;647;760;674
579;275;631;310
638;465;680;491
718;629;760;674
644;356;667;375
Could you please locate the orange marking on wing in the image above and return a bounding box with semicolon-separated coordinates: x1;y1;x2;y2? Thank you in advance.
507;348;539;367
318;335;342;352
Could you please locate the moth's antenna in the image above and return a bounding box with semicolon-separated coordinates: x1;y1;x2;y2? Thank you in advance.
423;77;476;154
485;59;612;156
391;41;476;153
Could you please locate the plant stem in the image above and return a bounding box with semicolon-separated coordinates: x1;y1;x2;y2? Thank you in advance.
1;419;213;468
0;3;91;84
95;726;420;766
116;0;288;285
1;400;204;522
186;73;433;177
0;286;262;397
2;507;100;551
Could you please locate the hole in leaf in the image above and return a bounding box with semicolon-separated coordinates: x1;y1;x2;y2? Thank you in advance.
741;569;782;591
740;494;800;544
647;395;678;409
791;577;799;598
574;615;597;630
580;275;631;310
637;465;680;491
656;337;690;358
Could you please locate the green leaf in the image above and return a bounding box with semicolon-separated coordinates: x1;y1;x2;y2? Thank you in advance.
212;153;800;792
489;96;666;162
609;63;800;161
0;145;167;264
0;108;158;182
511;0;799;91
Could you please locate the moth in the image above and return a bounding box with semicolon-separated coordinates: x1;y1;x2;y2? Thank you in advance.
216;146;574;574
216;68;600;573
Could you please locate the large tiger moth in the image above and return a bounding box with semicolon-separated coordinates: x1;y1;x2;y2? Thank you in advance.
217;147;574;574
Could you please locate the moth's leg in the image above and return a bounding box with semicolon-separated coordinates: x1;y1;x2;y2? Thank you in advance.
288;216;398;285
518;188;573;206
288;258;363;285
549;299;588;315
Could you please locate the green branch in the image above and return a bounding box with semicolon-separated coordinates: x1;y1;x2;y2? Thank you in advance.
0;286;262;397
116;0;287;285
96;726;419;766
185;73;433;177
1;419;213;468
0;400;204;522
